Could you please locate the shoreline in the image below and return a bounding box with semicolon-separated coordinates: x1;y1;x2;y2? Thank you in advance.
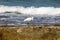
0;25;60;28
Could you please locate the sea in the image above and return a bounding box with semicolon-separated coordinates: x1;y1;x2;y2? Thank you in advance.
0;0;60;26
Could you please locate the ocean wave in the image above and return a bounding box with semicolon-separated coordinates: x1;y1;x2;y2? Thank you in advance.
0;5;60;15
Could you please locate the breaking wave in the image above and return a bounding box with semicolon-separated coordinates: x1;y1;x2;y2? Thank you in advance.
0;5;60;15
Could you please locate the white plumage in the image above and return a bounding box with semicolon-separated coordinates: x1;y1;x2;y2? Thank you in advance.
24;17;34;22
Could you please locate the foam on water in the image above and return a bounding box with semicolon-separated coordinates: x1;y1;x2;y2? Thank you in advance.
0;5;60;15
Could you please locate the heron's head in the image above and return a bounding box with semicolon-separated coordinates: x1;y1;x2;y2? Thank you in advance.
31;17;34;21
31;17;34;19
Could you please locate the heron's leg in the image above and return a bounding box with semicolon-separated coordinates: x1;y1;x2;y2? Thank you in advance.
27;22;30;27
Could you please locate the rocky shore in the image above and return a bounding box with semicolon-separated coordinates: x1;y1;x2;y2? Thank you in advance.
0;25;60;40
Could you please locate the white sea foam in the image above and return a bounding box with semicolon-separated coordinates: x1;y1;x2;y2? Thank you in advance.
0;5;60;15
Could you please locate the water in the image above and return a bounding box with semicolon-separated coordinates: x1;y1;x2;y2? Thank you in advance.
0;13;60;25
0;0;60;25
0;0;60;7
